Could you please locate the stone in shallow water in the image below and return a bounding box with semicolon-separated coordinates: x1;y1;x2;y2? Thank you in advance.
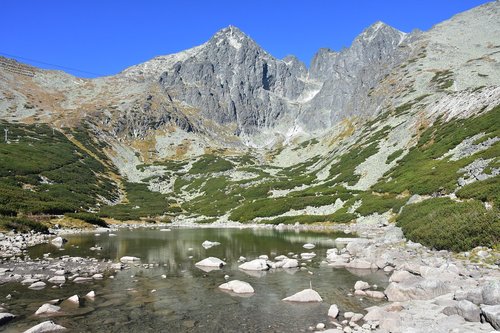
35;304;61;316
120;256;140;263
219;280;254;294
195;257;226;268
48;276;66;284
201;240;220;249
238;259;269;271
303;243;315;249
300;252;316;260
0;313;15;326
328;304;339;318
282;289;322;302
28;281;46;290
354;280;370;290
23;320;66;333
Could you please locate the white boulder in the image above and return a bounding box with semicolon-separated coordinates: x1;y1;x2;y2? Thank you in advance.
201;240;220;249
195;257;226;268
328;304;339;318
354;280;370;291
282;289;322;302
219;280;254;294
51;237;66;247
119;256;140;263
35;304;61;316
303;243;315;249
239;259;269;271
47;276;65;284
282;258;299;269
28;282;46;290
23;320;66;333
300;252;316;260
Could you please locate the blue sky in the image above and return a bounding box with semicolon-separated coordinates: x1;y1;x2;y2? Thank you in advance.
0;0;491;77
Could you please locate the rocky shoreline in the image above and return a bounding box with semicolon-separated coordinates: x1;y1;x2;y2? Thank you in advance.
0;217;499;332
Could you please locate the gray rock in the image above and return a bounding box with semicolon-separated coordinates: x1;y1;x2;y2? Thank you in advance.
481;280;500;305
354;280;370;290
454;287;484;305
384;279;450;302
480;304;500;330
443;300;481;322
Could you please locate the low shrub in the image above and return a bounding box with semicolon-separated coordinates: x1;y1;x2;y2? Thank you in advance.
65;212;108;227
0;216;49;233
397;198;500;252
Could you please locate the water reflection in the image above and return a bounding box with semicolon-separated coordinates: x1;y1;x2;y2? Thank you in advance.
0;228;389;332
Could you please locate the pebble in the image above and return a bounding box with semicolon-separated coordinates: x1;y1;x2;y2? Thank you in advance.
316;322;325;330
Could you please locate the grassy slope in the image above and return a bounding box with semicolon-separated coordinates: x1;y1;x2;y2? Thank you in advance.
0;122;119;231
1;104;498;251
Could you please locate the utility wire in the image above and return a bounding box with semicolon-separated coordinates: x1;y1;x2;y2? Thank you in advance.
0;51;105;77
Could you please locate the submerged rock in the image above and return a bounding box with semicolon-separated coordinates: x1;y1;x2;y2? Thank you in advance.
219;280;254;294
282;288;322;302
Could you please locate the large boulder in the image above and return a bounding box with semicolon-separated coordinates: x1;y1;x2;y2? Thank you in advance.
384;279;450;302
481;305;500;330
443;300;481;322
481;280;500;305
454;287;483;305
238;259;269;271
219;280;254;294
282;289;322;302
345;259;377;270
389;270;415;283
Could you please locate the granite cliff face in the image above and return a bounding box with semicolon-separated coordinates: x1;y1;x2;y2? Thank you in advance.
118;23;412;136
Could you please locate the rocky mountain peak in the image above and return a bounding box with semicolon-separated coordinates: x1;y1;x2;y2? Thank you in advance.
354;21;407;49
209;25;257;51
